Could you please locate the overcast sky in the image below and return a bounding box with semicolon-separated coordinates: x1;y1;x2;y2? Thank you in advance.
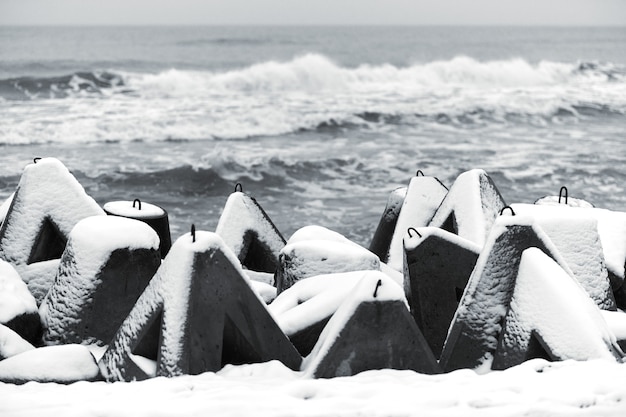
1;0;625;26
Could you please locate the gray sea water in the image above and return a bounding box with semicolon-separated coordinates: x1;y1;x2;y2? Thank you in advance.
1;26;625;244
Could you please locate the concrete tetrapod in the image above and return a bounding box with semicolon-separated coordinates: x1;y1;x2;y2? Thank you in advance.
428;169;506;248
0;158;105;302
439;214;574;372
216;187;285;274
369;186;406;262
303;272;440;378
99;230;301;382
492;248;623;370
40;216;161;347
403;227;480;358
385;174;448;272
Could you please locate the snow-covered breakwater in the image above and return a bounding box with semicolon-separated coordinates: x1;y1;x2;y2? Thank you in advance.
0;158;624;391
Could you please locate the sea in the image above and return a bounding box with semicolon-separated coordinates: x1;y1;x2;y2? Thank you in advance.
1;26;625;245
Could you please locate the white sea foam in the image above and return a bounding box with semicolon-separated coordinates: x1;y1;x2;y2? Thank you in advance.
0;55;624;145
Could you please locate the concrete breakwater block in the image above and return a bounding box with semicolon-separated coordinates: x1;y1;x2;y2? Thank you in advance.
0;193;14;228
269;271;370;356
0;344;100;384
303;273;440;378
439;214;572;372
104;199;172;258
512;203;616;310
0;324;35;361
0;260;41;345
369;186;406;262
0;158;105;303
275;236;380;294
492;248;623;370
40;216;161;346
216;187;286;274
99;230;301;382
403;227;480;358
428;169;506;248
529;200;626;306
386;174;448;272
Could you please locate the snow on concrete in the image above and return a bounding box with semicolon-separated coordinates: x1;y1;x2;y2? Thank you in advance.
535;195;594;208
522;201;626;285
1;358;626;416
601;310;626;341
0;324;34;360
103;200;165;218
276;239;380;292
499;248;621;365
428;169;506;248
0;158;105;301
0;259;37;323
302;272;406;375
403;226;482;254
215;190;285;268
286;225;363;248
387;176;447;271
369;186;407;261
40;216;160;345
99;230;257;380
0;193;14;226
0;344;100;384
269;271;371;336
511;203;615;310
18;260;60;304
440;214;575;371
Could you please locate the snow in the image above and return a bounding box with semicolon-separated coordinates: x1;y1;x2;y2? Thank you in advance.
441;214;576;371
504;248;620;362
535;195;594;208
0;193;14;226
302;271;406;375
269;271;371;336
518;202;626;283
511;203;615;310
428;169;506;247
0;324;34;360
0;158;105;301
403;226;482;253
39;216;160;345
0;358;624;416
0;259;37;323
387;176;447;271
99;230;253;380
215;191;285;265
277;239;380;291
601;310;626;341
0;344;99;384
286;224;363;248
103;200;165;218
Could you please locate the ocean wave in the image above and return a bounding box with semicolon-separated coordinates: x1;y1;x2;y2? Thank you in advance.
1;54;625;144
2;55;625;99
0;71;124;100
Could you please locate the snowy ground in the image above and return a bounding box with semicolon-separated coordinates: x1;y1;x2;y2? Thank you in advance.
1;359;625;417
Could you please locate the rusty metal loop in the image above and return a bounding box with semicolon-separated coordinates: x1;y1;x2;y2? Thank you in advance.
559;186;568;205
407;227;422;238
235;183;243;193
415;170;424;177
191;224;196;243
373;279;382;298
500;206;516;216
133;199;142;210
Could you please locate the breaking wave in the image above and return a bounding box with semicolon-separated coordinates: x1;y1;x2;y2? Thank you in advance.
1;54;625;144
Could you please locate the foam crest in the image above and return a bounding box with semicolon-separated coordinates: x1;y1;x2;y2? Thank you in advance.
1;55;625;145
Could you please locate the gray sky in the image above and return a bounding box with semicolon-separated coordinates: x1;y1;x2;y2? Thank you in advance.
1;0;625;26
